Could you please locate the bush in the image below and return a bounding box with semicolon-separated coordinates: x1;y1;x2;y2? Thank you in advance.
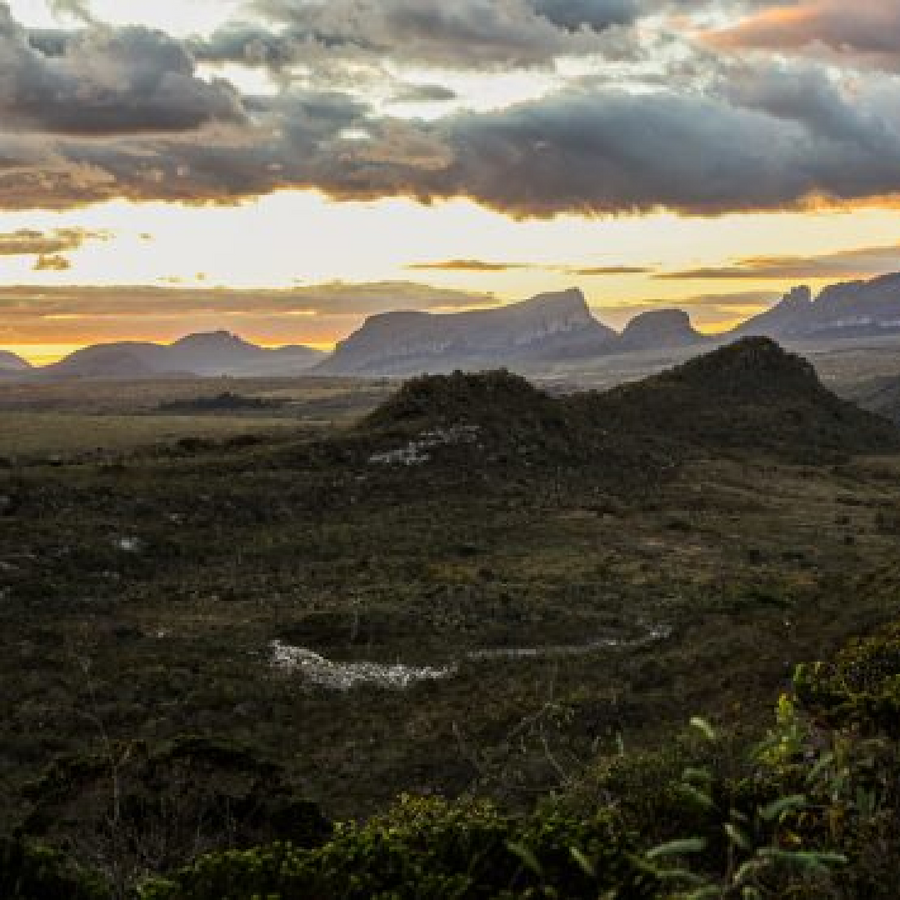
141;795;657;899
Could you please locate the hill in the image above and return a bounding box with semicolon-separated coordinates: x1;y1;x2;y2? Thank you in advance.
317;288;617;376
618;309;706;352
362;338;899;474
586;337;900;458
31;332;325;381
0;350;32;374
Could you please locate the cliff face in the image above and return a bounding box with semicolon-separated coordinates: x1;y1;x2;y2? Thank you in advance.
737;274;900;340
317;288;617;375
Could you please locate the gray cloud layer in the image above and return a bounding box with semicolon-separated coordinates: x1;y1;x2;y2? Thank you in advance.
1;2;900;216
0;6;244;136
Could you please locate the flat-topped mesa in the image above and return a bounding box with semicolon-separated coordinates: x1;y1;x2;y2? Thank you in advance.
318;287;615;376
619;309;705;351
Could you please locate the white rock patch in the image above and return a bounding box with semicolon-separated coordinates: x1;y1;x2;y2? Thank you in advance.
368;425;480;466
270;641;457;691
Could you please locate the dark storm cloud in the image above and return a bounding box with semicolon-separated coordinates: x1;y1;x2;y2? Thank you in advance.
3;3;900;216
230;0;624;69
532;0;638;31
5;74;900;215
0;3;245;135
346;81;900;216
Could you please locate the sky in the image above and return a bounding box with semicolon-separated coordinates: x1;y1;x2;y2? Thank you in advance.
2;0;900;361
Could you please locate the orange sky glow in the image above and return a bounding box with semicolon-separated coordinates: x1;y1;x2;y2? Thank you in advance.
3;0;900;361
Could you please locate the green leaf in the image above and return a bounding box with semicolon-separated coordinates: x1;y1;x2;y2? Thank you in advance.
759;794;807;822
724;822;753;851
758;848;848;871
690;717;717;742
570;846;596;878
506;840;543;876
680;783;716;811
646;837;708;859
682;767;713;785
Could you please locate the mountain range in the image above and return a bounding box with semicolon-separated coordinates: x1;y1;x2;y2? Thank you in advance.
5;271;900;380
364;337;900;471
317;288;706;376
1;332;325;381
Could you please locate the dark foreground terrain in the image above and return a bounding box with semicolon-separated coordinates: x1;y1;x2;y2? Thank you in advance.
4;339;900;898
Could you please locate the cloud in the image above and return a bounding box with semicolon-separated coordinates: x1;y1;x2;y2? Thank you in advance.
390;84;458;105
706;1;900;69
407;259;653;273
0;281;496;345
3;4;900;218
0;227;108;256
0;4;245;135
573;265;652;275
225;0;626;71
595;289;775;330
0;281;494;320
33;253;71;271
532;0;638;31
659;243;900;279
407;259;533;272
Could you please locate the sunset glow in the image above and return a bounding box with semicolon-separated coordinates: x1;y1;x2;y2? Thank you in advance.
3;0;900;358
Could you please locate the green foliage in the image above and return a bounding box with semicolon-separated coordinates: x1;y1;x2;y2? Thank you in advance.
794;623;900;736
0;837;109;900
140;795;657;899
21;737;330;897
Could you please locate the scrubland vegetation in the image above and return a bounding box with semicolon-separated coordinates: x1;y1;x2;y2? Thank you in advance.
4;340;900;897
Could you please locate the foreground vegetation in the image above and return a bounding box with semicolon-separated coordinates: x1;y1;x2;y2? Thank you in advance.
8;620;900;897
4;340;900;896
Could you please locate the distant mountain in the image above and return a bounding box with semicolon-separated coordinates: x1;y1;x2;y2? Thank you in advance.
737;273;900;341
363;338;899;469
33;332;325;381
0;349;31;373
618;309;706;352
316;288;617;376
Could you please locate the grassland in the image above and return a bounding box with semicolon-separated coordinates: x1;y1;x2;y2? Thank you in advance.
0;376;392;461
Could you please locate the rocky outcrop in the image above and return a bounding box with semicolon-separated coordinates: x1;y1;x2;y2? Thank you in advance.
316;288;617;376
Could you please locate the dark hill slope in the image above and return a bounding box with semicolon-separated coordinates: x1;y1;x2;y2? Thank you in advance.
581;337;900;459
361;339;900;478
